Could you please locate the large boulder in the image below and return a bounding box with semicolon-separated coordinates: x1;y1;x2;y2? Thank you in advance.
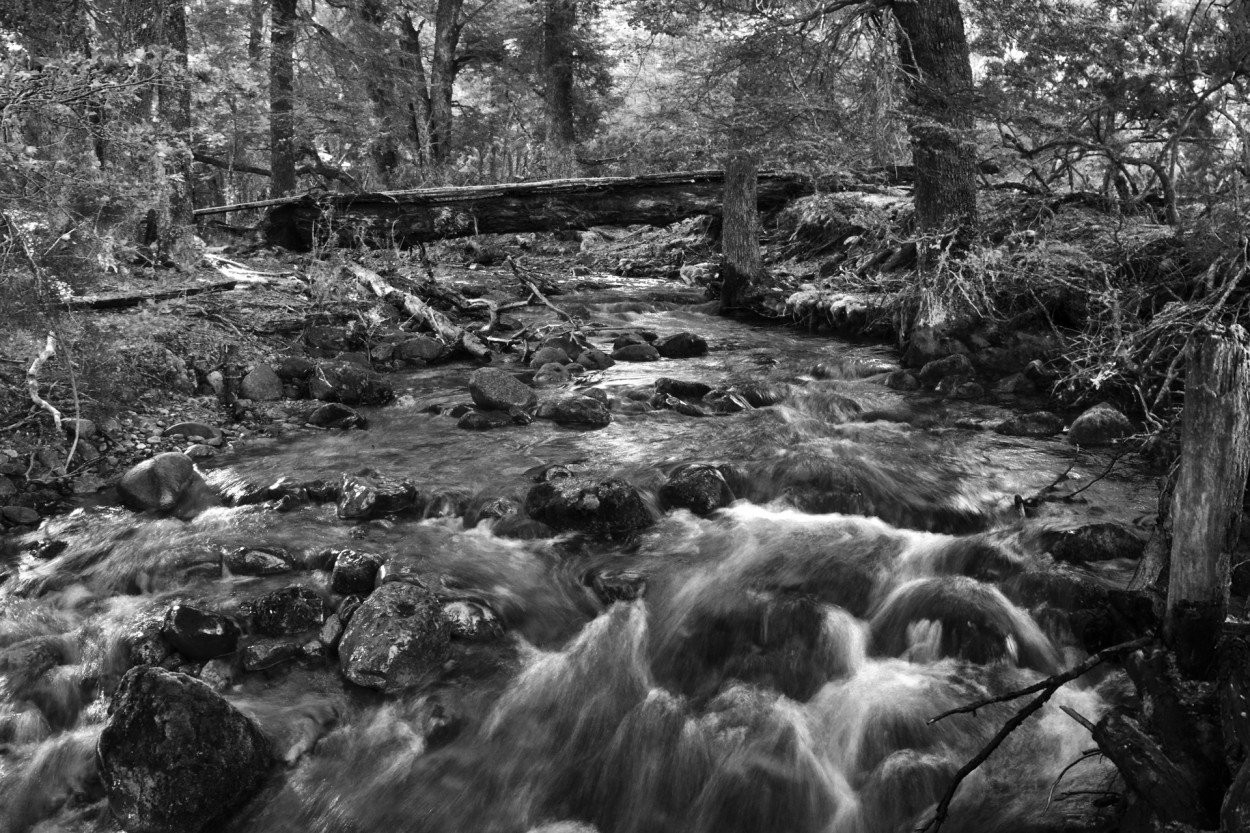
525;477;653;538
397;336;445;365
469;368;538;411
309;361;394;406
655;332;708;359
117;453;215;517
337;473;421;519
240;364;283;401
658;465;735;516
97;667;272;833
338;582;451;692
612;343;661;362
1068;404;1132;446
330;549;385;595
308;402;367;429
162;604;241;661
1044;523;1146;564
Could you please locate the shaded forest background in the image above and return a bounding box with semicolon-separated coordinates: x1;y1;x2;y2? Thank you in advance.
2;0;1250;427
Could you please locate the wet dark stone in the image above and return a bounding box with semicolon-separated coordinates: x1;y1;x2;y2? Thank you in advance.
125;618;173;668
397;336;445;364
612;343;661;362
308;402;367;429
491;514;555;539
995;373;1035;394
1068;403;1132;446
425;489;469;518
537;396;612;428
917;353;975;388
304;325;353;356
304;479;341;503
530;346;571;366
655;332;708;359
225;547;296;576
442;599;504;641
337;473;421;519
611;332;651;350
242;639;302;671
730;382;785;407
249;587;327;636
458;410;513;431
27;538;68;560
1;505;40;526
464;495;522;528
422;701;465;748
162;604;241;661
338;582;451;692
652;393;706;417
703;389;752;413
587;569;647;604
659;465;735;516
240;364;283;401
162;421;223;443
1044;523;1146;564
117;452;215;517
525;477;653;538
331;550;385;595
574;349;615;370
309;361;394;406
274;355;316;381
532;362;572;386
655;377;713;399
98;666;272;833
996;411;1064;437
469;367;538;411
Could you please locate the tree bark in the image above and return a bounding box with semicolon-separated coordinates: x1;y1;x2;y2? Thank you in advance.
263;169;814;250
270;0;298;197
429;0;464;164
159;0;193;228
1092;709;1213;828
719;151;762;313
348;264;491;361
401;13;434;167
889;0;979;232
357;0;401;178
1165;327;1250;677
542;0;579;177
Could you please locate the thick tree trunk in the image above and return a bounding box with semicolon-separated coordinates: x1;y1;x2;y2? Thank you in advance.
401;13;434;167
429;0;464;164
159;0;193;228
719;151;762;313
270;0;298;197
542;0;578;177
889;0;979;232
248;0;265;63
358;0;401;178
263;169;814;250
1165;327;1250;677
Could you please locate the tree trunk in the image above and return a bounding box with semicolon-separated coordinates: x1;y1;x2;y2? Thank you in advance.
400;13;434;167
429;0;464;164
159;0;193;228
1092;709;1213;828
1165;327;1250;677
542;0;579;177
719;151;762;313
270;0;298;197
263;169;813;250
248;0;265;63
357;0;401;179
889;0;979;232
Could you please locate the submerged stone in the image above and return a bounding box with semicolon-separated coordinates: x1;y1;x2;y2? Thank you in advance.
162;604;241;661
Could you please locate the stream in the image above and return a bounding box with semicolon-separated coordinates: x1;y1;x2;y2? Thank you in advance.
0;278;1158;833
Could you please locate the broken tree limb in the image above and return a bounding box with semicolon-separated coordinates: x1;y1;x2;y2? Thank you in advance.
348;263;492;362
1092;709;1212;828
263;169;819;251
63;278;253;311
27;332;62;431
505;257;576;324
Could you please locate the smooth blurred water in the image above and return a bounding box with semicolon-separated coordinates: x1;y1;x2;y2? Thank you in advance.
0;281;1156;833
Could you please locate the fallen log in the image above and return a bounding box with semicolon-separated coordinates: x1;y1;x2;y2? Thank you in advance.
264;169;818;251
1092;709;1213;828
348;264;492;362
63;278;249;310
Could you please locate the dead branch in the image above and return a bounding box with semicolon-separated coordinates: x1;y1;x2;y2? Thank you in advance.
506;257;576;324
348;263;492;362
27;332;62;432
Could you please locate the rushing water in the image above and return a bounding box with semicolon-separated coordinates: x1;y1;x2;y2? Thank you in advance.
0;280;1157;833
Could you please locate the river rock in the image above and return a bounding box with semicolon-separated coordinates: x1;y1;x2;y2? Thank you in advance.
338;582;451;692
240;364;283;401
308;402;367;429
658;465;735;516
98;666;273;833
525;477;653;538
575;349;615;370
883;370;920;391
530;346;571;367
117;452;214;516
918;354;974;388
655;377;712;399
703;389;752;413
304;325;352;356
612;343;661;362
1045;523;1146;564
63;417;96;441
331;549;384;595
442;599;504;641
996;411;1064;437
241;639;302;671
162;604;241;661
469;368;538;410
589;569;648;604
337;473;421;519
533;362;572;386
162;421;223;443
309;361;393;406
537;396;612;428
275;356;316;381
655;332;708;359
249;587;327;636
1067;403;1132;446
398;336;445;364
225;547;296;576
995;373;1035;394
458;410;513;430
612;332;652;350
731;381;786;407
1;505;40;526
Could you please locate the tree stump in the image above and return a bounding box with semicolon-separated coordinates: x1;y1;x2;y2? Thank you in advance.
719;151;763;313
1166;327;1250;677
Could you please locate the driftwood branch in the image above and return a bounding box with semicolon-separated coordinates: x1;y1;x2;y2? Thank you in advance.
348;263;492;362
62;278;250;311
27;332;62;431
506;257;575;324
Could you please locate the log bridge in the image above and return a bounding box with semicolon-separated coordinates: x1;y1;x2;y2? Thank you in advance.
195;170;827;251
